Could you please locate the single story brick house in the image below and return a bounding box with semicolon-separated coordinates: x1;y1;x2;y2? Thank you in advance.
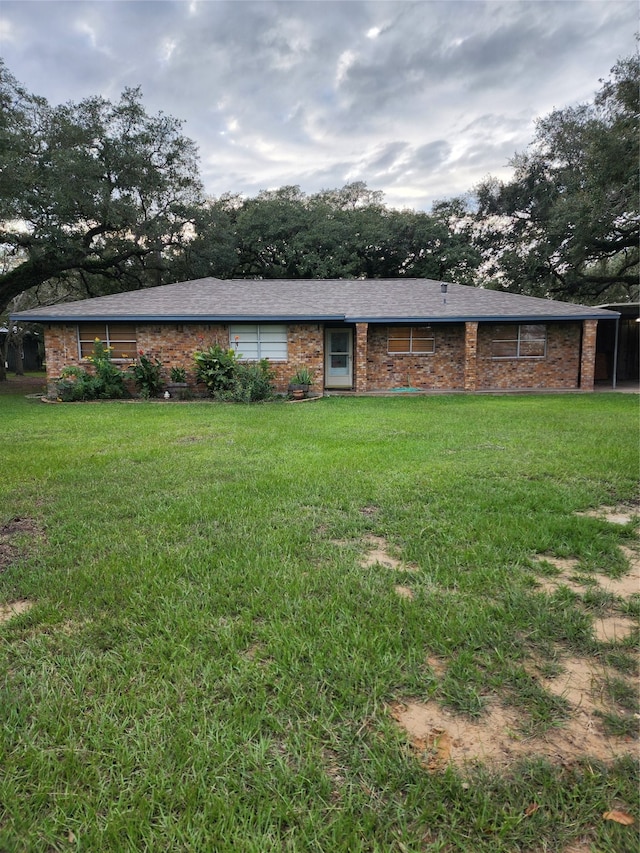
11;277;621;396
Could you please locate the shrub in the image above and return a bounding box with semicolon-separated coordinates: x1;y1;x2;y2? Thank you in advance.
56;366;98;401
129;351;164;398
217;360;276;403
193;345;238;395
56;340;128;401
194;346;275;402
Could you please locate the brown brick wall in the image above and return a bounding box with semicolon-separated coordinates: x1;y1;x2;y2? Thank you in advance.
365;324;466;390
355;323;369;392
43;319;597;397
464;322;479;391
476;322;583;390
271;324;324;393
579;320;597;390
44;321;325;396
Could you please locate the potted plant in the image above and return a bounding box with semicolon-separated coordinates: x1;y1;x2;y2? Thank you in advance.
165;365;189;399
288;367;315;399
170;366;187;383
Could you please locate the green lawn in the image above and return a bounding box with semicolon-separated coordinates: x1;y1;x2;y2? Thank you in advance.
1;392;638;852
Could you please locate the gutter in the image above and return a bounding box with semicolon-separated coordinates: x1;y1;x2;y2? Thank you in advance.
347;313;621;323
9;313;347;324
11;312;620;324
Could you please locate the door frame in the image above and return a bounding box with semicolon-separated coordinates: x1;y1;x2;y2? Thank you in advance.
324;326;354;389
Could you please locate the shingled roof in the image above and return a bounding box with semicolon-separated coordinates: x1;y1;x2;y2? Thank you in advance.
11;277;619;324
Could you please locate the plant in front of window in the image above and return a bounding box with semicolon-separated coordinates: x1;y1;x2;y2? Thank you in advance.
129;351;164;398
56;339;128;401
194;345;275;402
217;359;276;403
193;345;238;396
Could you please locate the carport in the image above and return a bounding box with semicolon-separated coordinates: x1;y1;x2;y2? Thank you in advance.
595;304;639;389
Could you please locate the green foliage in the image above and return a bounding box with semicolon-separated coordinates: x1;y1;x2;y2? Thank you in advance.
55;340;128;401
217;360;276;403
290;367;315;386
128;351;163;398
0;60;202;320
193;345;274;402
193;344;238;395
193;182;481;284
169;366;187;383
474;54;639;303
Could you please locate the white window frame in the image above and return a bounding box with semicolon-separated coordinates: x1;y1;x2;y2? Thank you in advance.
229;324;288;361
387;326;435;355
491;324;547;359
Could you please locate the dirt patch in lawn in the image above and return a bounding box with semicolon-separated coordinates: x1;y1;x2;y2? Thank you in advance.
359;536;419;573
0;516;44;538
394;585;414;600
390;683;638;770
532;543;639;608
0;541;20;572
575;502;639;527
593;616;637;643
394;537;639;770
0;374;47;396
534;556;593;595
0;600;34;622
0;517;44;572
0;516;46;573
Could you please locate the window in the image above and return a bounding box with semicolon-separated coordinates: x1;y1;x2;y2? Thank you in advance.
229;325;287;361
388;326;435;354
491;324;546;359
78;323;137;359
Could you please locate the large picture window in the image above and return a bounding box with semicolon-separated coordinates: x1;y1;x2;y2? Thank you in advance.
388;326;435;354
229;325;287;361
78;323;137;359
491;324;546;359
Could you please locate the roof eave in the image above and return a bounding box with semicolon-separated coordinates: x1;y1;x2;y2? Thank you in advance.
10;313;347;323
348;312;621;323
11;311;621;324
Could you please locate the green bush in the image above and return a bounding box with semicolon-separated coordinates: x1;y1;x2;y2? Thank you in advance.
56;340;128;401
128;351;164;398
194;345;275;402
193;345;239;395
291;367;315;386
217;360;276;403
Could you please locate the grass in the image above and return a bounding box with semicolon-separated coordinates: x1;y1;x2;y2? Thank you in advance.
0;391;638;851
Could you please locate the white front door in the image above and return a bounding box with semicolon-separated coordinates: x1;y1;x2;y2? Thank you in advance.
325;328;353;388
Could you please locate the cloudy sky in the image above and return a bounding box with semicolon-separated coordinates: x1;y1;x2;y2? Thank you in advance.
0;1;636;210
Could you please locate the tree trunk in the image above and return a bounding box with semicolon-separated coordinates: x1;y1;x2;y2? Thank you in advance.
0;333;9;382
13;330;24;376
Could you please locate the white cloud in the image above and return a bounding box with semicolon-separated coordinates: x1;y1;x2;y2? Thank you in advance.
335;49;357;87
0;17;15;43
158;37;177;64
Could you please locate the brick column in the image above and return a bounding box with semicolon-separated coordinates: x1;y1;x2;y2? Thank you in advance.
464;322;479;391
579;320;598;390
354;323;369;392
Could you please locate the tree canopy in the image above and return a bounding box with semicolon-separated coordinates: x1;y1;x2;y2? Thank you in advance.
181;183;480;284
0;60;203;324
474;54;639;303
